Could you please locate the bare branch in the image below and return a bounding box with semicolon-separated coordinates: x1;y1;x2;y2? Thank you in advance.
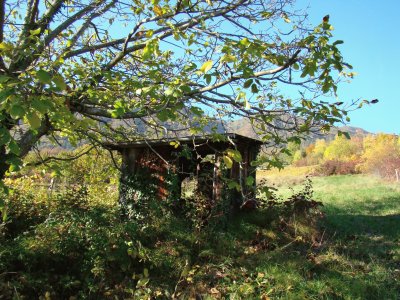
28;145;96;167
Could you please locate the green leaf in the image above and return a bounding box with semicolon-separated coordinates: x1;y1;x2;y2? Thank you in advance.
30;28;41;36
53;75;67;91
1;206;7;222
227;180;240;191
180;85;191;93
0;127;10;146
32;98;52;114
143;268;149;278
0;181;8;195
220;54;236;63
26;112;41;129
240;38;250;47
110;107;125;118
164;88;174;96
223;155;233;168
204;74;212;84
37;69;52;84
338;130;350;139
227;149;242;162
200;60;213;74
157;110;170;122
244;79;253;88
190;106;203;116
142;45;152;60
9;104;25;119
8;139;20;155
0;89;14;103
246;176;255;186
251;84;259;94
0;75;10;83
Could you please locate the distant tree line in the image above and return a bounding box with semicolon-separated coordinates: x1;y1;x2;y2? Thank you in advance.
280;133;400;179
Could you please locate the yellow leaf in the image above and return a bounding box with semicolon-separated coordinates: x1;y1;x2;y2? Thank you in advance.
0;42;12;52
223;155;233;168
210;287;220;294
244;98;251;110
200;60;213;74
153;5;163;16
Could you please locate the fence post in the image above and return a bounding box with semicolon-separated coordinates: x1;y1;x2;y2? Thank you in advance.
395;169;399;182
48;178;55;196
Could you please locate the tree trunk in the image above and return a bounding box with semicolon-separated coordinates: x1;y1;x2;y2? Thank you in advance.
0;119;51;182
118;148;139;210
0;146;9;181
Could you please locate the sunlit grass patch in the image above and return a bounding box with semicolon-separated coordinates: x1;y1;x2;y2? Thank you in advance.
257;165;316;187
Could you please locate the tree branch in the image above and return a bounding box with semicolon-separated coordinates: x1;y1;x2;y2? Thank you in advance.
44;1;105;48
192;49;301;95
17;117;52;158
28;145;95;167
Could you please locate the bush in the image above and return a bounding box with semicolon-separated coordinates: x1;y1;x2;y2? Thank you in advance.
1;189;50;238
315;160;360;176
0;186;167;299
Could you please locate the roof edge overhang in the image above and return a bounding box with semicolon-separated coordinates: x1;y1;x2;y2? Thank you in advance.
103;133;263;151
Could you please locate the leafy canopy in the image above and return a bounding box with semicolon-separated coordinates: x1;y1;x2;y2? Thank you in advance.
0;0;368;184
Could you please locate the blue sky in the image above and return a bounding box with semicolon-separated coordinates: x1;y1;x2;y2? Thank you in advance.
301;0;399;134
107;1;397;134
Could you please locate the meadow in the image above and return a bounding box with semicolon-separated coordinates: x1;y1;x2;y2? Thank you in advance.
258;170;400;299
1;169;399;299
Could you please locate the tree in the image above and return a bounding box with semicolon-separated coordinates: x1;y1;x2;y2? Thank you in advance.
359;134;400;179
308;138;327;164
0;0;369;190
323;135;361;161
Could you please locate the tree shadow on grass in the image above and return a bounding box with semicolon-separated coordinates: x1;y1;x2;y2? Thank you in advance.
205;199;400;299
321;193;400;271
324;213;400;239
321;193;400;239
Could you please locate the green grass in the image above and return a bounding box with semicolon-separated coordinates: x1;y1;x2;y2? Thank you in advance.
254;174;400;299
1;174;399;299
169;174;400;299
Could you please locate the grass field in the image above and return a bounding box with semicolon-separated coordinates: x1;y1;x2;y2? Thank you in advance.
1;173;399;299
255;172;400;299
165;174;400;299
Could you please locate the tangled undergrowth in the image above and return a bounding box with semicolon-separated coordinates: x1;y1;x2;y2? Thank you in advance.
0;177;325;299
1;175;399;299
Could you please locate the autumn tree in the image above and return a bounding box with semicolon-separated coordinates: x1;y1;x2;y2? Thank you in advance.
323;135;361;161
359;134;400;179
0;0;369;192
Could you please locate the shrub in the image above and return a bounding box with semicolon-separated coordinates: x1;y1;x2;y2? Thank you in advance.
0;186;164;299
315;160;360;176
1;189;49;238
